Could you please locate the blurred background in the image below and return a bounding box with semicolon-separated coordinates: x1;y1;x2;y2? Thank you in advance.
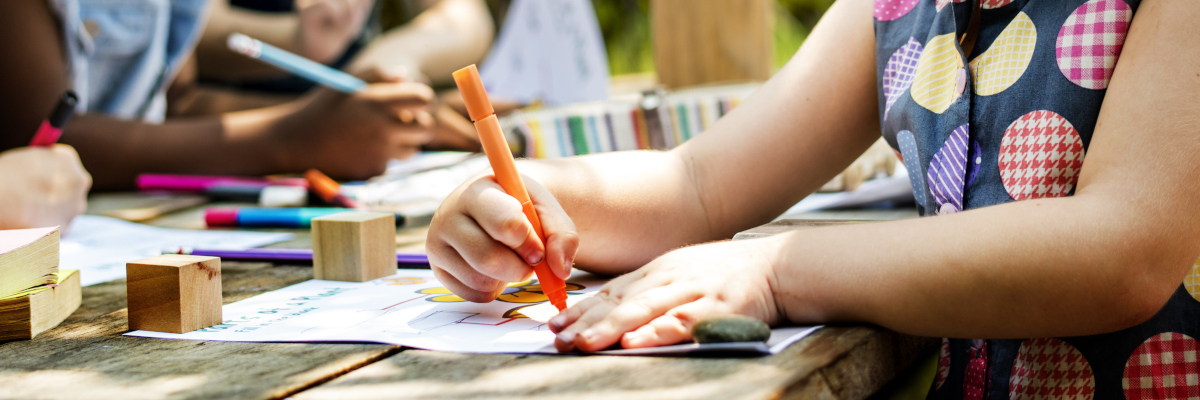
379;0;835;79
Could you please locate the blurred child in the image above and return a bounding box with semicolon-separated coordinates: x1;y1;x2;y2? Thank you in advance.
0;0;433;189
190;0;494;151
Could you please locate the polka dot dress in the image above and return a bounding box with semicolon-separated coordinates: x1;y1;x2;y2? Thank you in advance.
874;0;1200;397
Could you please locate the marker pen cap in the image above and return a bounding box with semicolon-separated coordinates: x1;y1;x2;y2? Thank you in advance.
451;65;494;122
49;92;79;128
259;185;308;208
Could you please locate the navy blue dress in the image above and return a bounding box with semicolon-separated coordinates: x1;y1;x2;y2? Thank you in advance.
874;0;1200;397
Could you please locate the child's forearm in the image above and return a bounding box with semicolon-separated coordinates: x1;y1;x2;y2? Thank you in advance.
167;84;296;117
511;151;715;275
348;0;494;84
61;104;297;189
770;192;1196;339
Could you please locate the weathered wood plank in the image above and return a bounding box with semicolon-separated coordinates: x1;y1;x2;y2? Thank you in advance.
0;262;401;400
290;327;934;400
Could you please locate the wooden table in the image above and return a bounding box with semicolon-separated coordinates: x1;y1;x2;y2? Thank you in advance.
0;194;933;400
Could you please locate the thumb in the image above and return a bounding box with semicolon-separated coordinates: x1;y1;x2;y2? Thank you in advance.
524;177;578;280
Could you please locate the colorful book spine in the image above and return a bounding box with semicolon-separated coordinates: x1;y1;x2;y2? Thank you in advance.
498;83;758;159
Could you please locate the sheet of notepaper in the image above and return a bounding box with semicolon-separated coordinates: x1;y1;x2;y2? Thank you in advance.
62;215;293;286
125;269;820;356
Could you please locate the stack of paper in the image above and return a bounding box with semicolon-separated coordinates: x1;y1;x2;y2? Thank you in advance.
0;227;81;341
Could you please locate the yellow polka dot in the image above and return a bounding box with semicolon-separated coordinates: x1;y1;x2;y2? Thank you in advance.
969;13;1037;96
912;34;964;114
1185;257;1200;302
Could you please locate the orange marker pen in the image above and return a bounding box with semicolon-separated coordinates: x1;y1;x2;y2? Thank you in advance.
305;169;364;210
452;65;567;311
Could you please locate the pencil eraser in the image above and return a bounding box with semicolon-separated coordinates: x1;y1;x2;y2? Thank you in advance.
452;65;494;122
205;208;239;227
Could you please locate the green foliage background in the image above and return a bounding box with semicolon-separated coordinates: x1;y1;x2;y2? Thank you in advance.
594;0;835;75
381;0;835;77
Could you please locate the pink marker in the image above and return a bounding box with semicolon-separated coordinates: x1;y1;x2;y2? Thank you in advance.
136;174;309;192
29;91;79;147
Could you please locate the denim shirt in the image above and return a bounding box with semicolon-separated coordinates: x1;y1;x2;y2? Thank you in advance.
49;0;209;123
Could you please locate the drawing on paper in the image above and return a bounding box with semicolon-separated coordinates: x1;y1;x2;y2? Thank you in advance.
376;276;426;286
418;280;586;303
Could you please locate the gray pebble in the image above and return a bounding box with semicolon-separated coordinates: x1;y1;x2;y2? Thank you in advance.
692;315;770;343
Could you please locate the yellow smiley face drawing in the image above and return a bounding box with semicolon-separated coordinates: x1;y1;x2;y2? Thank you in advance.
418;280;585;303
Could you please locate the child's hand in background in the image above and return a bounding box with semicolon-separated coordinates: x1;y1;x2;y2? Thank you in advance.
549;239;782;352
295;0;373;64
275;67;435;180
0;145;91;232
425;172;578;303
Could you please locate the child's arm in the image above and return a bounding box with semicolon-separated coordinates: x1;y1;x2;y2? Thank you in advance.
197;0;373;81
347;0;494;85
426;0;880;301
0;1;433;190
62;80;433;189
550;0;1200;352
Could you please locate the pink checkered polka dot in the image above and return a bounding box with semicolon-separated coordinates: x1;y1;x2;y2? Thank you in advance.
1009;338;1095;400
1123;333;1200;399
982;0;1014;9
875;0;919;21
998;110;1085;201
1055;0;1132;89
934;338;951;390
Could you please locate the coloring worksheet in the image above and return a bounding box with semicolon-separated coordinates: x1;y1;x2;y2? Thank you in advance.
127;269;602;353
125;269;821;355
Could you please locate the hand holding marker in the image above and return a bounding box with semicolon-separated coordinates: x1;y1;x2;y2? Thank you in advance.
452;65;568;311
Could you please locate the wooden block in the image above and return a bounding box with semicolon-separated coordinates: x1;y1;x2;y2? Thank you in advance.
126;255;222;334
312;212;396;282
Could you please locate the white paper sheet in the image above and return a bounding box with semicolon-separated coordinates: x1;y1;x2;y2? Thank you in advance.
479;0;610;106
126;269;819;356
784;165;915;213
63;215;293;286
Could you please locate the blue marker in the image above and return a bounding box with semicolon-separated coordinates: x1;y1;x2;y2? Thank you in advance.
227;33;367;93
206;207;359;228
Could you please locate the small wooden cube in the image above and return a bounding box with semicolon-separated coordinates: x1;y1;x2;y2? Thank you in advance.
312;212;396;282
126;255;222;333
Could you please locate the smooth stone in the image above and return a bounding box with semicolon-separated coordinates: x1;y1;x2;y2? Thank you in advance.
692;315;771;344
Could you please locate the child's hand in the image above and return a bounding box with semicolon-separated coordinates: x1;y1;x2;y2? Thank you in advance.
279;68;435;179
548;239;781;352
426;173;578;303
0;145;91;231
295;0;373;64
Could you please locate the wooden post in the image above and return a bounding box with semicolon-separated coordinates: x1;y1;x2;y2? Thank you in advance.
651;0;773;89
126;255;222;334
311;212;397;282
